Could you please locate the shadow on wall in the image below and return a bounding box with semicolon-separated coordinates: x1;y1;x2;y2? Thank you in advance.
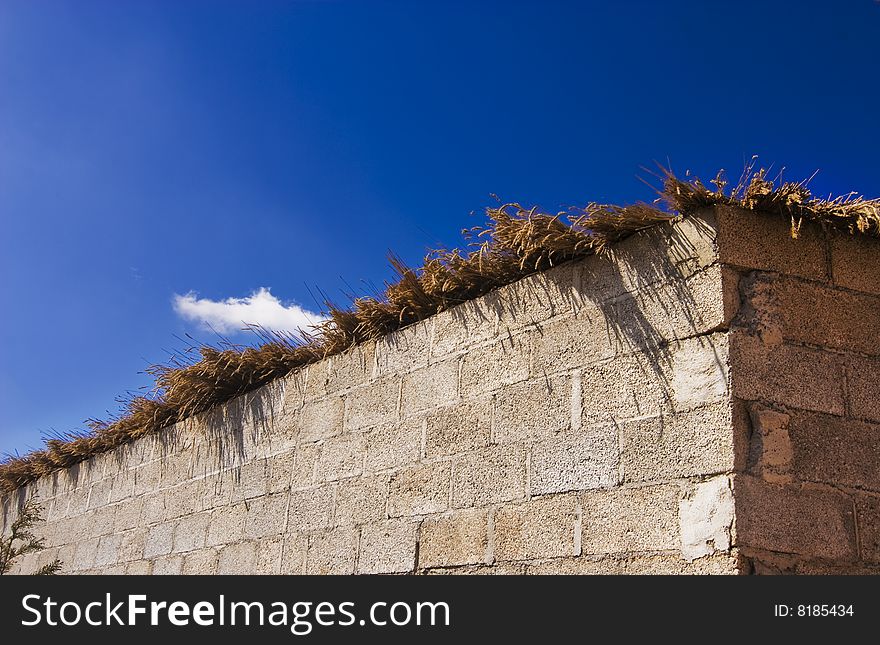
587;217;720;395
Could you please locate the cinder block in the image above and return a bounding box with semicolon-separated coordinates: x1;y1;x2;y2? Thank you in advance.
142;491;169;527
88;480;112;509
291;443;321;488
738;272;880;356
529;425;619;495
375;320;432;376
255;536;284;574
182;548;218;575
422;563;525;575
144;521;176;558
267;451;295;493
400;359;459;417
530;310;615;375
831;232;880;296
152;554;183;575
132;462;161;496
334;475;388;526
364;418;422;472
206;503;246;547
431;297;499;358
126;560;152;575
217;541;256;575
317;433;365;482
320;340;376;394
621;552;741;574
524;554;739;575
265;409;299;455
670;334;729;412
56;543;78;569
94;534;122;567
716;205;829;280
679;476;735;561
747;405;793;483
200;472;232;511
299;396;344;442
579;213;719;302
158;452;194;490
855;495;880;564
847;354;880;423
230;459;268;502
65;487;90;518
581;484;679;555
425;399;491;458
288;486;334;533
493;262;580;328
788;410;880;491
109;472;135;504
243;493;288;539
345;378;400;431
608;264;726;348
494;375;570;443
419;508;489;568
306;528;358;574
280;534;308;575
493;494;579;561
279;368;307;417
388;462;451;517
581;352;673;425
733;475;857;561
173;511;210;552
357;519;418;574
118;529;145;562
620;403;733;483
163;479;202;519
451;444;526;508
525;556;620;574
460;334;530;394
730;332;846;415
113;498;144;532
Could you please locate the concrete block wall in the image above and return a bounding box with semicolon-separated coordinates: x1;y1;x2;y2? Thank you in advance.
3;206;876;574
718;205;880;573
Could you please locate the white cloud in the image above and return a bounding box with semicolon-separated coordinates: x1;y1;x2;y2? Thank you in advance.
173;287;323;335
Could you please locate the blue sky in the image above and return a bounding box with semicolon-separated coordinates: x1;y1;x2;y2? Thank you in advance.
1;0;878;456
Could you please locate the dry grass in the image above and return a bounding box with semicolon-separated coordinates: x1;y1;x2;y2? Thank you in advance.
2;164;877;493
661;158;880;237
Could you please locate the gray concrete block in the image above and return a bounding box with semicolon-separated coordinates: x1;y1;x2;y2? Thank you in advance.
460;334;530;394
530;425;619;495
388;462;451;517
317;433;365;482
493;494;579;561
581;484;679;555
419;508;489;568
345;378;400;430
400;359;459;417
306;528;358;574
334;475;388;526
425;399;491;458
288;486;334;533
173;511;210;552
494;375;570;443
364;418;422;472
144;521;176;558
451;444;526;508
620;403;734;483
357;519;418;574
299;396;344;443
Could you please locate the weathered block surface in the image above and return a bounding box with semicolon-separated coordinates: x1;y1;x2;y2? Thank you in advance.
3;208;876;575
